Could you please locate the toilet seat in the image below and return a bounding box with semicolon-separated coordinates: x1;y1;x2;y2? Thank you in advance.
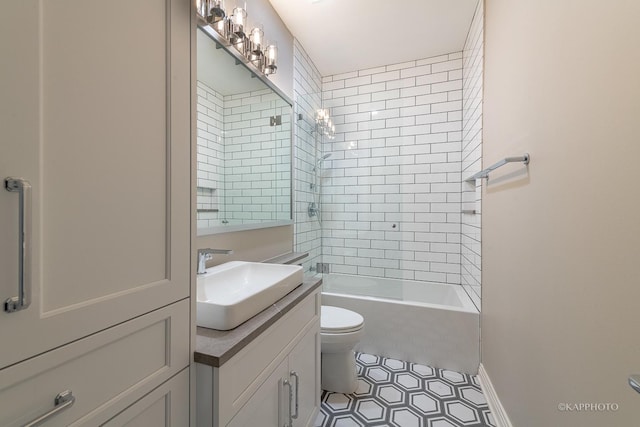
321;306;364;334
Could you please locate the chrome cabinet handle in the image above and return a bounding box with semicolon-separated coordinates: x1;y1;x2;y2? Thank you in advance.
290;371;299;419
22;390;75;427
282;379;293;427
4;177;32;313
630;375;640;394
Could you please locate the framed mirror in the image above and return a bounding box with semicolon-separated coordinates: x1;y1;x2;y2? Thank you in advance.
196;27;293;235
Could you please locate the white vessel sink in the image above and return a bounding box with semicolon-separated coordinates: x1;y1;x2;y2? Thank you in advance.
196;261;304;330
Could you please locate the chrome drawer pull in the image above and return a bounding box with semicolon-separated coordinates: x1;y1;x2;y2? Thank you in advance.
4;177;32;313
282;379;293;427
22;390;75;427
290;371;299;419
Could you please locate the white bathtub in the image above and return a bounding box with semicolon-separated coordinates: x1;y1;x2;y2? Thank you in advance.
322;273;480;374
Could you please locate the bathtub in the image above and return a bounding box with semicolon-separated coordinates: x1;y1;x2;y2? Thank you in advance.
322;273;480;375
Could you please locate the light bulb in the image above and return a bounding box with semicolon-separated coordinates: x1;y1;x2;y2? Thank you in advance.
249;26;264;54
264;44;278;75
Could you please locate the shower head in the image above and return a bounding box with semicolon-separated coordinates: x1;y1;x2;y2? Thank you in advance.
316;153;332;166
312;153;332;172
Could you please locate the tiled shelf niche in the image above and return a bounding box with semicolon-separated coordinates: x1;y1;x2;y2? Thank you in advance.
197;186;220;230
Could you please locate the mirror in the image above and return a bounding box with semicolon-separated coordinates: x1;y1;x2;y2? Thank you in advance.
196;27;293;235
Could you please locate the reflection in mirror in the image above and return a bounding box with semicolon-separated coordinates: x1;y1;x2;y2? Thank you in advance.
196;28;292;235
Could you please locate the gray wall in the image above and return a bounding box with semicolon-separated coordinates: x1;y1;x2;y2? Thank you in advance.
483;1;640;426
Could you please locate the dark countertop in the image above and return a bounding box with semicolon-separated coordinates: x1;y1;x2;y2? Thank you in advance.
195;276;322;367
262;252;309;265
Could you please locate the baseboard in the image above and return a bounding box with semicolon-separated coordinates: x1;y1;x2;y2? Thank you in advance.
478;363;513;427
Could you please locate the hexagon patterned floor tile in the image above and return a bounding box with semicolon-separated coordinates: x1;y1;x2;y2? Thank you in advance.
315;353;496;427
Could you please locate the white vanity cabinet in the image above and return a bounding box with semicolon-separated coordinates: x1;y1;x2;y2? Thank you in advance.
197;288;321;427
0;0;193;425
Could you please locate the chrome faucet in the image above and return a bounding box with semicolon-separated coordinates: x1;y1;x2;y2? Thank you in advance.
197;248;233;274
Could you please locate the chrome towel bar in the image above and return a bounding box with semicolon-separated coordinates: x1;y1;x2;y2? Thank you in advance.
465;153;530;182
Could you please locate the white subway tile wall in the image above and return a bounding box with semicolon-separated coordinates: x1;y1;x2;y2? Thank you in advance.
461;0;484;310
293;40;323;274
321;53;464;284
196;81;291;229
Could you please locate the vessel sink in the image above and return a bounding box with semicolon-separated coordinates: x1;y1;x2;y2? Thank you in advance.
196;261;304;330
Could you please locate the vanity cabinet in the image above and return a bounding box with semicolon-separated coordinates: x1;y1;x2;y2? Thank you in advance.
0;0;192;424
197;288;321;427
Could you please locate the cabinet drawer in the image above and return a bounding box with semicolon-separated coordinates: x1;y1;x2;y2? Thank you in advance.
0;299;189;427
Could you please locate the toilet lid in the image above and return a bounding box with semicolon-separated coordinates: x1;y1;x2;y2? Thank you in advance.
321;306;364;333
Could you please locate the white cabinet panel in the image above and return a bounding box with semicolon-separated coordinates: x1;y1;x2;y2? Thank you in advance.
197;289;321;427
216;292;317;420
0;0;191;369
102;369;190;427
0;300;189;427
226;359;289;427
289;322;321;427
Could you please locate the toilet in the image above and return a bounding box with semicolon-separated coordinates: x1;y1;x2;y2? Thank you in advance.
320;305;365;394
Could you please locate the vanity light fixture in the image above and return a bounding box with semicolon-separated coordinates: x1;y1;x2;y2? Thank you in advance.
229;7;248;54
229;6;247;37
205;0;226;24
248;26;264;68
315;109;328;125
315;109;336;139
213;15;227;37
264;44;278;75
196;1;278;78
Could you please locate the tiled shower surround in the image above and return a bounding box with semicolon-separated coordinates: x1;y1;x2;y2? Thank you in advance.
293;40;324;274
287;7;482;299
196;81;291;230
320;54;465;284
461;0;484;310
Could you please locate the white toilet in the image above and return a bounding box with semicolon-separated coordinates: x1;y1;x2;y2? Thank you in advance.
320;305;365;394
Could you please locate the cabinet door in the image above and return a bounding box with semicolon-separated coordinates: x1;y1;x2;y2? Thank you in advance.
226;358;290;427
102;369;190;427
289;321;321;427
0;0;191;369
